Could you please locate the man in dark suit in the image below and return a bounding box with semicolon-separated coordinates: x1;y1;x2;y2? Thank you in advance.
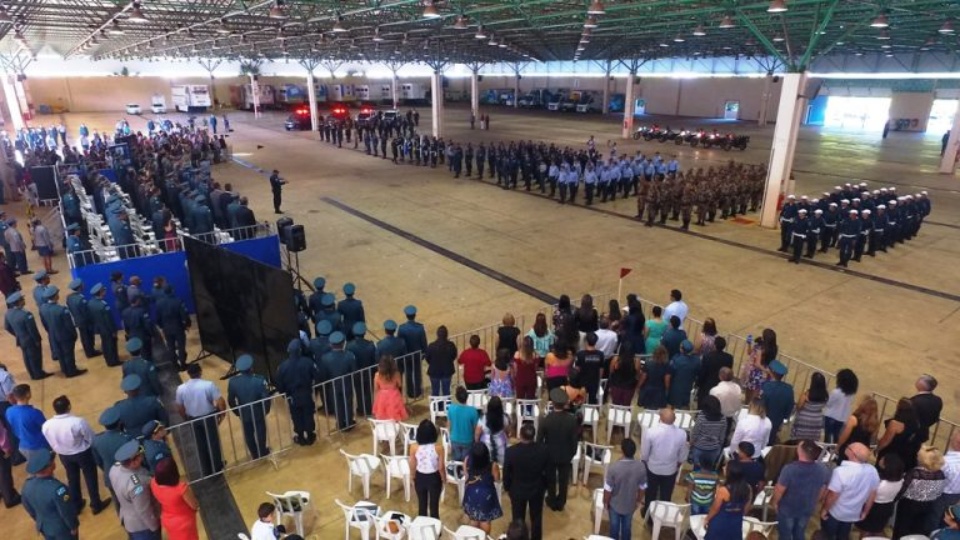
537;388;579;511
504;423;548;540
696;336;734;405
234;197;257;240
911;374;943;443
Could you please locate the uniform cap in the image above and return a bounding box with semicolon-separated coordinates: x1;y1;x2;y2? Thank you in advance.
403;305;417;316
829;203;837;208
98;406;121;427
797;209;808;215
384;319;398;331
114;440;142;462
800;195;808;200
852;198;860;203
26;450;53;474
313;277;326;289
320;293;335;307
5;291;22;305
329;331;346;345
786;195;796;200
549;387;569;406
810;199;819;204
862;209;871;215
841;199;849;204
121;374;142;392
125;337;143;353
680;339;694;352
859;182;868;187
849;209;858;215
33;270;48;281
287;339;302;354
352;322;366;336
141;420;163;437
68;279;83;291
922;191;928;196
42;286;60;299
235;354;253;371
769;360;788;376
814;209;823;215
877;205;886;210
66;223;80;232
889;200;897;205
315;320;333;336
90;283;104;295
834;186;842;191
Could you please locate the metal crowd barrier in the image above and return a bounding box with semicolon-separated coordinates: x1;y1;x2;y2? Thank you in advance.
448;317;526;389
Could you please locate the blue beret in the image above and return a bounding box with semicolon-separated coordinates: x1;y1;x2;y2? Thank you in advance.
329;331;345;345
90;283;105;295
316;320;332;335
125;338;143;353
320;293;335;307
343;282;356;295
42;286;60;299
384;319;397;331
352;322;366;336
680;339;693;353
236;354;253;371
769;360;788;376
5;291;22;305
313;277;326;289
98;407;121;427
287;339;302;354
403;305;417;316
121;374;142;392
114;440;141;462
33;270;48;281
142;420;163;437
26;450;53;474
66;223;80;232
68;279;83;291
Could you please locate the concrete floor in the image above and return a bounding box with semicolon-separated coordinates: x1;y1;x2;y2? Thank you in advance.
2;103;959;539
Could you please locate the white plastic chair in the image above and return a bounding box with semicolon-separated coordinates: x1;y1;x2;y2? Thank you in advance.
597;378;607;404
742;516;778;538
675;409;695;430
238;534;251;540
400;421;419;455
341;449;382;499
429;396;450;426
440;427;451;461
500;398;516;424
516;399;540;434
441;460;467;504
688;514;707;540
370;419;400;456
265;490;311;537
581;442;613;488
606;404;633;444
752;485;775;521
381;454;412;501
581;404;601;443
408;516;442;540
443;524;488;540
645;501;690;540
584;536;614;540
591;488;606;534
466;389;486;410
334;499;379;540
374;510;410;540
571;441;583;486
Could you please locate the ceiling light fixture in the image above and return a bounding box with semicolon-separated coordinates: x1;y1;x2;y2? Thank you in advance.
583;16;598;29
767;0;787;14
488;34;498;46
673;33;685;42
876;29;890;39
422;1;440;19
107;20;125;35
373;27;384;41
939;20;954;34
772;33;784;42
332;15;347;33
475;24;487;39
127;2;149;23
870;13;889;28
587;0;605;15
268;1;287;19
692;24;706;36
718;15;735;29
453;15;468;30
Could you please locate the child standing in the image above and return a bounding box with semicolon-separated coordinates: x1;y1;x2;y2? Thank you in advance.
686;455;720;515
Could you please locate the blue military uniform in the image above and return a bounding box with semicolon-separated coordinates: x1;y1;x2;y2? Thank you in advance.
65;280;99;358
376;320;407;361
21;451;79;540
310;320;332;364
87;284;120;367
91;408;132;502
307;277;326;323
39;287;81;377
4;292;47;380
121;301;155;361
114;375;168;437
111;278;129;317
121;339;161;397
836;210;862;267
789;211;810;264
139;421;172;473
337;283;365;340
397;306;427;398
227;355;272;459
760;361;795;445
778;197;798;252
346;322;377;417
318;332;357;430
154;287;190;369
316;294;342;334
275;340;318;445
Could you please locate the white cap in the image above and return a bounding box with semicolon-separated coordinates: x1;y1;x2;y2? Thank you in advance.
814;209;823;214
798;209;808;215
862;209;871;215
889;200;897;205
859;182;868;187
834;186;842;191
787;194;796;199
823;192;830;196
880;188;888;192
845;183;852;187
850;209;859;214
872;190;880;195
811;198;819;204
829;202;838;207
877;204;886;210
890;187;897;191
907;195;914;200
800;195;808;200
861;192;870;197
852;198;861;203
841;199;850;204
922;191;928;196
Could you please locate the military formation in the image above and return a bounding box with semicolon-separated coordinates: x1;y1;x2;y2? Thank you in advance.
777;182;933;266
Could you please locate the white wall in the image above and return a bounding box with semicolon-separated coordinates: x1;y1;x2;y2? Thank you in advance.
888;92;934;132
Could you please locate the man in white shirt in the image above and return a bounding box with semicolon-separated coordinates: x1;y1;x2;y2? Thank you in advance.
639;408;689;516
250;501;285;540
820;443;880;539
41;395;111;514
594;317;619;360
662;289;688;325
934;432;960;527
709;368;743;435
175;364;226;477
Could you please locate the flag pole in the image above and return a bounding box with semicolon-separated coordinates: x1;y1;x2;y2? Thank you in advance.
617;277;623;307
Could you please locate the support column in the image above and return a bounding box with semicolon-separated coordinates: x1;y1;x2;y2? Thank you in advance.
2;76;24;131
306;72;319;132
758;74;773;126
939;103;960;174
391;73;399;110
249;74;261;119
470;69;480;120
602;75;610;116
16;76;33;124
431;70;443;138
621;73;636;139
513;75;519;109
760;72;807;228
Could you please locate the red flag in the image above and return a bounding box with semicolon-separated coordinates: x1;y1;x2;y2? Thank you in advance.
620;267;632;279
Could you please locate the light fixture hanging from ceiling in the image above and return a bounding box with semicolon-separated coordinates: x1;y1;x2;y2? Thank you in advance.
268;0;287;19
127;2;149;23
422;1;440;19
870;13;889;28
772;33;784;42
332;14;347;33
673;33;685;42
767;0;787;14
107;20;125;35
373;27;384;41
475;24;487;39
718;15;735;29
692;24;706;36
876;29;890;39
453;15;468;30
488;34;498;46
587;0;605;16
939;20;955;34
583;16;598;29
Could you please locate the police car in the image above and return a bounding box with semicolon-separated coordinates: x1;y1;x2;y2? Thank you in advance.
355;106;377;126
382;109;400;122
284;106;313;130
327;103;350;121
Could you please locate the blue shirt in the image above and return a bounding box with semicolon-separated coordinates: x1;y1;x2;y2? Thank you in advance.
5;404;50;451
447;402;479;445
776;460;831;518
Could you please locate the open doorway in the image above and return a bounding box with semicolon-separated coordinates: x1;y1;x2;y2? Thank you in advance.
823;96;891;132
928;99;958;135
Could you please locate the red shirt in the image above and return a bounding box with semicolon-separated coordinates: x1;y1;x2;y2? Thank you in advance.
458;348;491;384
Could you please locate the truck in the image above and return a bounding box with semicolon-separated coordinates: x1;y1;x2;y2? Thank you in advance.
329;84;356;103
229;84;276;111
518;89;554;108
559;90;583;112
150;93;166;114
546;89;568;111
575;91;601;113
171;84;211;113
278;84;307;107
400;82;427;104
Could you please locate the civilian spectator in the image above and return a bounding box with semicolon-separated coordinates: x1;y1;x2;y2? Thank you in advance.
513;337;539;400
894;445;947;538
41;395;110;514
710;368;743;433
503;424;548;540
607;341;639;406
574;294;599;334
526;313;555;364
4;384;49;461
693;317;718;356
691;396;728;468
458;334;491;390
730;442;766;495
448;386;480;461
877;397;923;470
606;299;622;332
932;506;960;539
663;289;688;325
575;332;605;404
704;463;752;539
640;408;689;515
730;401;772;459
496;313;521;358
543;345;573;392
697;337;733;405
823;368;859;443
760;360;794;445
660;316;687;359
836;396;880;462
621;296;646;355
425;325;457;397
742;328;778;403
856;453;905;537
772;440;831;540
638;345;669;409
488;350;515;399
249;502;282;540
666;339;700;409
789;372;828;441
934;433;960;529
594;317;619;361
912;374;943;443
643;306;667;356
685;454;719;515
537;389;579;512
477;396;510;466
604;438;647;540
551;295;577;352
372;355;407;422
150;458;199;540
820;443;880;540
462;443;503;534
410;419;445;518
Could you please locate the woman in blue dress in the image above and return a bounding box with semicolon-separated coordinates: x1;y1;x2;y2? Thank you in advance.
637;345;669;409
462;442;503;535
643;305;668;356
704;464;753;540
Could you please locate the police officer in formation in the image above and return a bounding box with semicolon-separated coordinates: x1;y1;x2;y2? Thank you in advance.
91;407;132;507
275;339;318;446
39;287;86;378
154;284;191;371
4;291;51;380
315;293;341;334
109;440;161;539
121;295;156;361
121;339;161;397
21;450;80;539
337;282;365;340
227;354;272;460
114;375;168;437
64;280;101;361
346;322;377;417
307;276;326;324
318;332;357;430
397;305;427;399
87;283;121;367
139;420;172;473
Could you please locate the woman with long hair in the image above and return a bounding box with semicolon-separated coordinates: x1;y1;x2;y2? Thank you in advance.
496;313;521;358
607;340;639;406
789;372;829;441
475;396;510;465
149;458;199;540
410;419;446;518
704;463;753;539
643;306;667;357
488;349;515;399
544;344;573;392
637;345;669;409
575;294;599;333
607;299;622;333
553;295;578;352
694;317;719;356
462;443;503;534
622;296;646;354
526;313;555;368
373;355;408;421
877;397;923;470
823;368;859;443
513;336;539;399
836;395;880;462
742;328;778;403
691;395;728;468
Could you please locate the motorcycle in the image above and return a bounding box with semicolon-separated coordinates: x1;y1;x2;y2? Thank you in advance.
689;129;705;148
731;134;750;150
675;129;691;145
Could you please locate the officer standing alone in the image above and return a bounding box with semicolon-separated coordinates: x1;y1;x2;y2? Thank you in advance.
155;285;191;371
21;451;80;540
337;283;365;340
275;339;318;446
269;169;286;214
227;355;272;460
110;440;161;540
397;305;427;399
